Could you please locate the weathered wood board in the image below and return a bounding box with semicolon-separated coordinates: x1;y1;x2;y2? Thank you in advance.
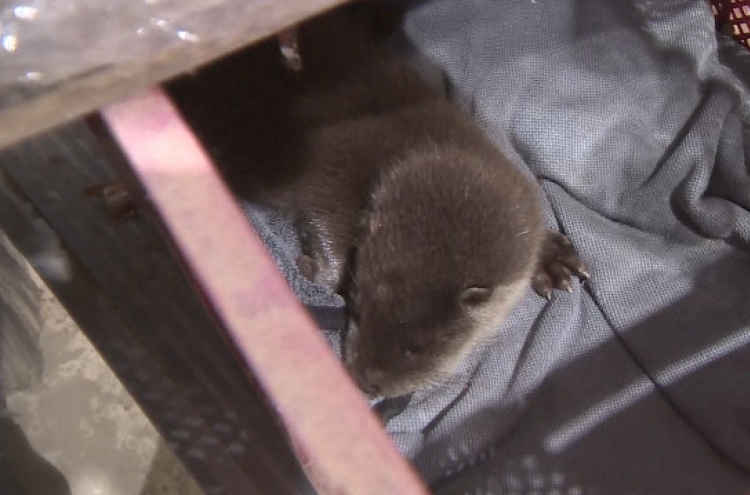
0;0;348;150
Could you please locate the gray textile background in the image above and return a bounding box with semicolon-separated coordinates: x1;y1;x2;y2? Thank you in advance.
242;1;750;493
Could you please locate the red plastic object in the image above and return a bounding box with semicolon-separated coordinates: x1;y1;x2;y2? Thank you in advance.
711;0;750;49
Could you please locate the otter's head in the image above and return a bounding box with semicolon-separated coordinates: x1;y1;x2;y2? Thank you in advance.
345;147;544;398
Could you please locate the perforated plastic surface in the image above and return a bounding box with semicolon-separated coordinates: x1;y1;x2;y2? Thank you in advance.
712;0;750;48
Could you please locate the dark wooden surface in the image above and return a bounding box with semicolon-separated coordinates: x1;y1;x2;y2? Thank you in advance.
0;121;318;495
0;0;347;150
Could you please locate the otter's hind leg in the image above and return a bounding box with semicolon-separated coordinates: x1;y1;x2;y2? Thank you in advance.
531;230;590;300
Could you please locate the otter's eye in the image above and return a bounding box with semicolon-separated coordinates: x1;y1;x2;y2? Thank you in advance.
460;286;492;306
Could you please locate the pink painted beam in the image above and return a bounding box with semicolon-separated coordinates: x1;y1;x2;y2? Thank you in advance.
101;88;428;495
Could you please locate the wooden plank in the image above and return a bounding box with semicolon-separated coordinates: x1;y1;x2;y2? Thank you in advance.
0;229;43;395
0;121;317;495
101;88;430;495
0;0;348;150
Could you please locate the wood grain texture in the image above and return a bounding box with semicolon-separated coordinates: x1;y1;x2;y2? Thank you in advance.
0;230;43;395
0;121;316;495
0;0;348;150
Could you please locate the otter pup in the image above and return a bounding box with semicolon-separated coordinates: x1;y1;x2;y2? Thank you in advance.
168;7;588;399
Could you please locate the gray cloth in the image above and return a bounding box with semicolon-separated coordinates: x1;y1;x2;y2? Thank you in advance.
243;1;750;493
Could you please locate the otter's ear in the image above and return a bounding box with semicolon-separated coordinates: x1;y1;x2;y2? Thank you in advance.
460;287;492;307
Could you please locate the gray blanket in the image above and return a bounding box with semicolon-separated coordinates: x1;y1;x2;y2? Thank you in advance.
243;1;750;493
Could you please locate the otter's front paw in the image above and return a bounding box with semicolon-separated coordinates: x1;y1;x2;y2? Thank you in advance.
532;230;589;300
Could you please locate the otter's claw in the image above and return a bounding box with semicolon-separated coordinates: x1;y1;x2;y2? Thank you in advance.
532;231;589;300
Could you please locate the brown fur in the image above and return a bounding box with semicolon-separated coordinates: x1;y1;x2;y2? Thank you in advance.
168;7;550;398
